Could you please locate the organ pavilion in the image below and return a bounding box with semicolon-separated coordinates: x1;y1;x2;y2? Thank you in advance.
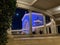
22;12;57;35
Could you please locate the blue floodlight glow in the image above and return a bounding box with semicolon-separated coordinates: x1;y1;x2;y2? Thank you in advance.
22;12;44;34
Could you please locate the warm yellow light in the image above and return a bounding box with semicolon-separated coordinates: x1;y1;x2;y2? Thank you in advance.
17;0;37;5
54;6;60;11
56;6;60;11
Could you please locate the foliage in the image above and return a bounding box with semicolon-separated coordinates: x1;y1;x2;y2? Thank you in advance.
0;0;16;45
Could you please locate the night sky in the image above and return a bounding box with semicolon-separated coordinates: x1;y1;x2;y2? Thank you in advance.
45;15;50;24
12;8;28;30
12;8;50;30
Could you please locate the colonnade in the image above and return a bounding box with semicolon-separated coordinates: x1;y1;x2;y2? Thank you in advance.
7;10;57;35
29;11;57;35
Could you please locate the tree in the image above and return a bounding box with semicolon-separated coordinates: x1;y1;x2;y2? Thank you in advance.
0;0;16;45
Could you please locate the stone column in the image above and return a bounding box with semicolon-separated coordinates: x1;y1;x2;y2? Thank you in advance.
50;19;54;34
52;19;57;34
8;23;12;35
29;10;32;35
36;28;40;35
43;16;46;34
50;18;57;34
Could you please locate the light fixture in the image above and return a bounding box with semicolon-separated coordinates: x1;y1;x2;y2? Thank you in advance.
17;0;37;5
47;6;60;15
55;6;60;11
50;6;60;12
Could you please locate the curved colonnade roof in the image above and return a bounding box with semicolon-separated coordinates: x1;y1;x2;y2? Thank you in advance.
17;0;60;26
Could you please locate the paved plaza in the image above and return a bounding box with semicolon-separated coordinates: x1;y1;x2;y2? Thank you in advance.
7;35;60;45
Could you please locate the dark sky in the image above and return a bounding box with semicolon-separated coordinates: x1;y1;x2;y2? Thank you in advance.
45;15;50;23
12;8;28;30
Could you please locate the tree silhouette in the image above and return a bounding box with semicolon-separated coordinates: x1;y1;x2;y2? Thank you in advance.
0;0;16;45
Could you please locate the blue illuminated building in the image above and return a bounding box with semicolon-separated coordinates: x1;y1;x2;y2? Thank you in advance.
22;12;44;34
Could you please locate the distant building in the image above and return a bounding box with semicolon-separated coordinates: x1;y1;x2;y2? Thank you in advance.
22;12;44;34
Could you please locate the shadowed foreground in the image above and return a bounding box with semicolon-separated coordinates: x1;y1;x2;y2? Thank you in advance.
6;35;60;45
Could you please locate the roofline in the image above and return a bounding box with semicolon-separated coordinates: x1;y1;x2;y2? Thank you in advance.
22;12;43;21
